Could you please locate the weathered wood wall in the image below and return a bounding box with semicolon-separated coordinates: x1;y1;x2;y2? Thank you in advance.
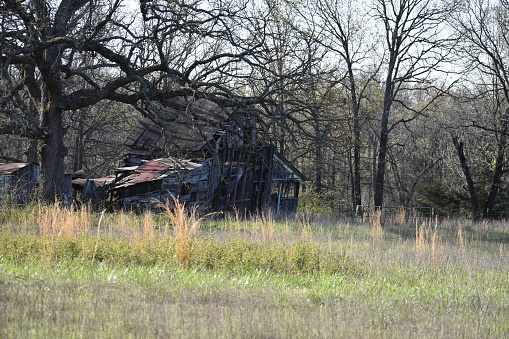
0;163;40;204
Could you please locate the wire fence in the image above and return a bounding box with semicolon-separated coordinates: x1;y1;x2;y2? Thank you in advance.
356;205;435;223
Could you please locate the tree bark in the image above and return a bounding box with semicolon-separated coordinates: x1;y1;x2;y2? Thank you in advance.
452;136;480;220
73;112;85;173
39;104;66;202
373;91;392;207
314;141;323;193
349;71;362;209
483;125;507;218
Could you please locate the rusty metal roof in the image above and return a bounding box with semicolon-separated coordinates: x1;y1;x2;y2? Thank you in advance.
113;158;202;189
0;162;33;175
125;97;229;153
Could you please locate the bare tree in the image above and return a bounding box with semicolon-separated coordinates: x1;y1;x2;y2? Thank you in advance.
451;0;509;218
451;135;481;219
65;101;135;176
301;0;379;210
0;0;278;201
372;0;455;207
246;0;338;196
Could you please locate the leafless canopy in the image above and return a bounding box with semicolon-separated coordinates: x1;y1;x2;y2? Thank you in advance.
0;0;290;199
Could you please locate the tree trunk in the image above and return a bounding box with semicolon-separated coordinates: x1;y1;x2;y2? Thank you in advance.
348;71;362;210
374;55;395;208
374;105;390;207
39;105;66;202
73;113;85;173
483;127;507;218
352;104;362;209
314;139;323;194
452;136;480;220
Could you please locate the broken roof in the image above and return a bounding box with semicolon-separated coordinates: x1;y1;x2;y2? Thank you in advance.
125;97;230;153
0;162;35;175
72;176;116;188
273;151;308;181
113;158;202;189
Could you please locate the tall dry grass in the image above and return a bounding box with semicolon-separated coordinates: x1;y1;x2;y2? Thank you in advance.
143;211;155;241
163;196;209;268
0;203;40;231
114;209;132;236
370;210;383;247
430;228;440;266
458;221;466;259
415;220;428;257
5;200;502;274
257;212;275;244
3;213;509;339
4;202;163;244
37;202;92;237
415;218;441;265
300;219;315;245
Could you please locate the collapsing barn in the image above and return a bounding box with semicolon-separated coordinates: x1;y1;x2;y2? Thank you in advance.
101;97;305;215
72;175;116;206
0;162;39;204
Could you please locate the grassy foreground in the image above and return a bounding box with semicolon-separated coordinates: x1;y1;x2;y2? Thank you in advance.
1;204;509;338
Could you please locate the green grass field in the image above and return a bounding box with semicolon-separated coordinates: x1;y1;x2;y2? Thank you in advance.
1;204;509;338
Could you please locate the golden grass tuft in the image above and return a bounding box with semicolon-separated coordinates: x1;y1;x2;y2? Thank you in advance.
38;202;92;238
415;220;429;258
431;228;440;266
416;218;442;265
258;212;275;244
370;210;383;247
143;211;155;241
458;221;466;259
163;196;211;268
300;220;315;245
114;210;131;235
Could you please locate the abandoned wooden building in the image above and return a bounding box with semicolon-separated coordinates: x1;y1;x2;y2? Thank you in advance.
0;162;39;204
78;97;305;215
